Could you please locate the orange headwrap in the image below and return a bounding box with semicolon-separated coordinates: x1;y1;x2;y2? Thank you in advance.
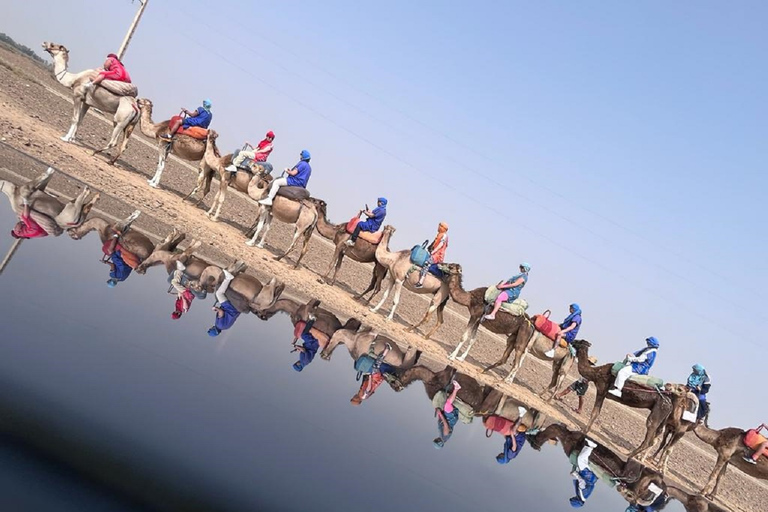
432;222;449;249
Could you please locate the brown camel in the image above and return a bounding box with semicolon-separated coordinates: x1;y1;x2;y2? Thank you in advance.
68;212;187;274
42;42;139;165
370;226;450;338
134;240;202;274
665;486;728;512
391;364;545;426
1;168;99;236
190;131;273;222
571;340;700;466
442;263;528;362
529;423;667;508
136;98;216;189
320;320;421;368
242;173;319;269
692;422;768;499
311;198;388;302
188;261;280;314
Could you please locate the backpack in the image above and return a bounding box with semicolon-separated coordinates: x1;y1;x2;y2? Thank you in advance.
354;354;377;381
410;240;430;267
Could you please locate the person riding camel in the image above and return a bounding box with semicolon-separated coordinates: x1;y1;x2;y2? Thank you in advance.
258;149;312;207
569;438;599;508
345;198;388;246
292;314;320;372
483;263;530;321
207;269;239;337
545;303;582;358
686;364;711;421
349;342;396;406
495;410;528;464
414;222;449;289
162;100;213;140
169;260;196;320
433;380;461;449
103;210;141;288
225;131;275;173
86;53;131;90
743;423;768;464
608;337;659;398
11;198;47;239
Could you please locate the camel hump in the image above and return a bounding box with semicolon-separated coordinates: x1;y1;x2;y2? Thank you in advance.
276;186;310;201
99;80;138;97
358;230;384;245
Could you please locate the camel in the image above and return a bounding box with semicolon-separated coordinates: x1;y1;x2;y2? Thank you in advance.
0;168;99;235
311;199;388;302
188;261;278;314
68;212;186;274
665;486;728;512
184;130;275;222
370;226;450;338
320;320;421;368
241;173;319;270
133;239;202;274
529;423;667;508
42;42;139;165
692;422;768;499
571;340;699;467
442;263;528;362
390;364;535;418
136;98;214;189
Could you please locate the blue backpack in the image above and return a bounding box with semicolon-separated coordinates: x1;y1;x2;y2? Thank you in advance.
354;354;377;381
410;240;430;267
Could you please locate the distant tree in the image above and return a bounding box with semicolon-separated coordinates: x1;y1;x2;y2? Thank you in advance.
0;33;51;68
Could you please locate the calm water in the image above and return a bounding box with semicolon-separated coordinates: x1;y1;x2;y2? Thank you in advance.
0;187;684;511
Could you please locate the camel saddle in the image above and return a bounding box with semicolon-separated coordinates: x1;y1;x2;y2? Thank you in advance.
99;80;138;97
176;126;208;140
533;310;559;341
483;287;528;316
344;216;384;245
432;390;475;424
275;186;310;201
101;241;141;269
744;429;767;451
293;321;330;348
232;150;273;175
610;362;665;389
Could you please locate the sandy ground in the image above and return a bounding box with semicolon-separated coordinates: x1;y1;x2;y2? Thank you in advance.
0;44;760;511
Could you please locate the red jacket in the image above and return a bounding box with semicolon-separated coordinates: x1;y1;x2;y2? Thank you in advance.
175;290;195;313
99;57;132;83
12;213;47;239
254;139;273;162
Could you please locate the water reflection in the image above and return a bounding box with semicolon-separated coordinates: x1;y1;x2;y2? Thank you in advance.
0;164;697;512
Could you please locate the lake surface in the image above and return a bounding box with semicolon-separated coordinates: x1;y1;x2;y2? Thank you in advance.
0;180;684;511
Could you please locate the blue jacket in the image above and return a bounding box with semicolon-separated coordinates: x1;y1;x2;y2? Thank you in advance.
631;347;657;375
571;468;597;505
359;205;387;232
298;332;320;367
560;313;582;343
109;251;132;281
182;107;212;129
286;160;312;188
496;433;526;464
215;301;241;331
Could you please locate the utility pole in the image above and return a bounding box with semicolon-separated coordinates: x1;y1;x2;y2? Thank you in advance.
117;0;149;60
0;239;23;276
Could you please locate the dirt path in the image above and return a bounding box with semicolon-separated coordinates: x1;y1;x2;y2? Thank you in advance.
0;45;758;511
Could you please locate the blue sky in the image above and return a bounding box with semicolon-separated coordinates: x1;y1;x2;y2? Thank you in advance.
5;1;767;427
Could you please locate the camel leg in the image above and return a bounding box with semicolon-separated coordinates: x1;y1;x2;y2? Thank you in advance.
290;222;316;269
371;276;395;314
482;335;517;374
324;247;344;285
456;319;483;361
276;212;311;265
245;210;270;248
62;100;88;142
585;393;607;433
544;356;573;400
148;143;171;188
657;431;686;475
704;458;729;498
423;300;447;340
448;322;474;360
110;112;138;165
406;304;434;334
629;404;671;461
92;102;134;160
206;172;228;221
384;280;406;321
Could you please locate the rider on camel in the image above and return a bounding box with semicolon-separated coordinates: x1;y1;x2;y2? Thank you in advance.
483;263;530;321
258;150;312;207
545;303;583;358
414;222;449;289
86;53;131;90
226;131;275;173
345;198;387;246
608;337;659;398
162;100;213;140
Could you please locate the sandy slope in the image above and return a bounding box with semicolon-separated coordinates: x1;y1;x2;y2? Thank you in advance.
0;44;759;511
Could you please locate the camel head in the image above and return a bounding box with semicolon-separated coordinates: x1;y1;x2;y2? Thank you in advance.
571;339;591;351
250;277;285;313
443;262;462;276
383;225;396;236
136;98;153;111
42;42;68;60
207;129;219;142
309;198;327;212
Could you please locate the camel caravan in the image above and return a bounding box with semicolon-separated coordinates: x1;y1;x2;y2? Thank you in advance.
0;40;760;508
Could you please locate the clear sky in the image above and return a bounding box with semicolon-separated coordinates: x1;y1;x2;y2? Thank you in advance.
4;1;767;428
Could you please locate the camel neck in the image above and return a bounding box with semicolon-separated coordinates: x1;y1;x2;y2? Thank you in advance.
447;272;472;306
